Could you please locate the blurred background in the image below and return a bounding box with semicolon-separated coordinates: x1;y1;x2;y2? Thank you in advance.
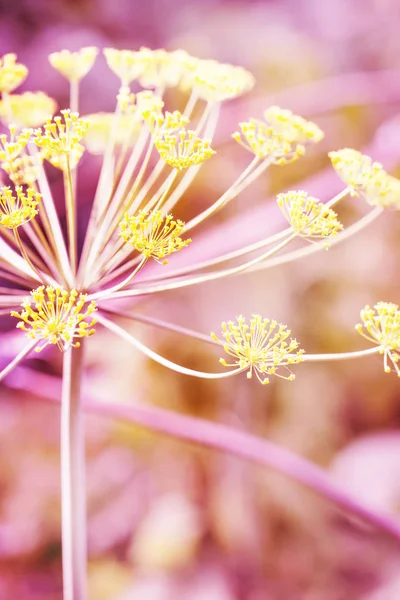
1;0;400;598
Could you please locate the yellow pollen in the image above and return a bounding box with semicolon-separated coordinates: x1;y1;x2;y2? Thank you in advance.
11;286;97;352
0;186;40;229
0;53;28;93
49;47;99;82
329;149;397;208
33;109;88;170
355;302;400;376
211;314;304;384
154;130;215;170
277;190;343;245
119;210;192;264
0;91;57;128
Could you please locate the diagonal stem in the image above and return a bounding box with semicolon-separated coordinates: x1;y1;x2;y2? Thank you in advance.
61;345;87;600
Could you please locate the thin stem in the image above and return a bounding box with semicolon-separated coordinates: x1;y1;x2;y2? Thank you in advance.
91;257;147;299
13;228;48;284
303;346;381;362
97;313;244;379
0;339;38;382
64;161;77;274
70;80;79;113
95;232;296;300
61;345;87;600
100;308;219;346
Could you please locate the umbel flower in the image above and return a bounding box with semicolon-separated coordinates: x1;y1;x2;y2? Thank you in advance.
0;47;399;599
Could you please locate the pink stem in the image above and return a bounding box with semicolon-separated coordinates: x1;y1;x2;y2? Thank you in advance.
8;367;400;543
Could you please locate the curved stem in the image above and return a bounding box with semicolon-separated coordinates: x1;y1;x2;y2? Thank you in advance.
0;339;38;382
61;345;87;600
96;312;244;379
303;347;381;362
12;368;400;543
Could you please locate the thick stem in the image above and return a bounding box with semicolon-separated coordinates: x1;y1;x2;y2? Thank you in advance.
61;345;87;600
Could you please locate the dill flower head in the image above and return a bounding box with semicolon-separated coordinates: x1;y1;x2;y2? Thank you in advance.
33;109;89;170
264;106;324;145
0;186;40;229
0;91;57;128
184;59;255;103
154;130;215;170
49;47;99;82
144;109;189;135
11;286;97;352
329;149;396;208
120;210;192;264
139;48;194;89
211;315;304;384
277;190;343;245
356;302;400;375
0;53;28;93
232;107;322;163
0;126;38;185
104;47;152;86
83;112;140;155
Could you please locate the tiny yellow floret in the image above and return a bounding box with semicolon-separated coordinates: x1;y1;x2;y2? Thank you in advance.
0;186;40;229
211;314;304;384
155;130;215;170
120;210;192;264
0;53;28;93
33;109;88;170
356;302;400;376
0;91;57;128
329;149;397;208
264;106;324;146
49;47;98;81
277;190;343;246
11;286;97;352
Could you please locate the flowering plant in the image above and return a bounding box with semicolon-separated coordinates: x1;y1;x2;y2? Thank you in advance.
0;47;399;598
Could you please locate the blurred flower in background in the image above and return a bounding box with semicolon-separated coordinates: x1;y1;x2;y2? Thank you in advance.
1;0;400;599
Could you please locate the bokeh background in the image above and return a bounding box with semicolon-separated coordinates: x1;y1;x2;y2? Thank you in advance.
1;0;400;598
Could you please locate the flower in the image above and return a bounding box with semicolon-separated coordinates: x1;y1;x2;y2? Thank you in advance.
49;47;98;82
0;126;39;185
356;302;400;376
0;91;57;128
211;315;304;384
184;59;255;102
119;211;191;264
277;190;343;245
154;130;215;169
0;53;28;93
233;107;323;162
0;186;40;229
329;148;400;208
33;109;88;170
11;286;97;352
104;48;152;86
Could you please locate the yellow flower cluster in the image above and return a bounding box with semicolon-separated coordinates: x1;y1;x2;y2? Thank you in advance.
34;109;88;170
120;210;191;264
0;53;28;93
0;91;57;128
155;130;215;170
211;314;304;384
329;149;400;209
233;106;323;163
144;109;189;135
83;112;141;155
49;47;99;82
184;59;255;103
11;286;97;352
277;190;343;245
0;186;40;229
356;302;400;376
105;48;254;102
0;126;39;185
